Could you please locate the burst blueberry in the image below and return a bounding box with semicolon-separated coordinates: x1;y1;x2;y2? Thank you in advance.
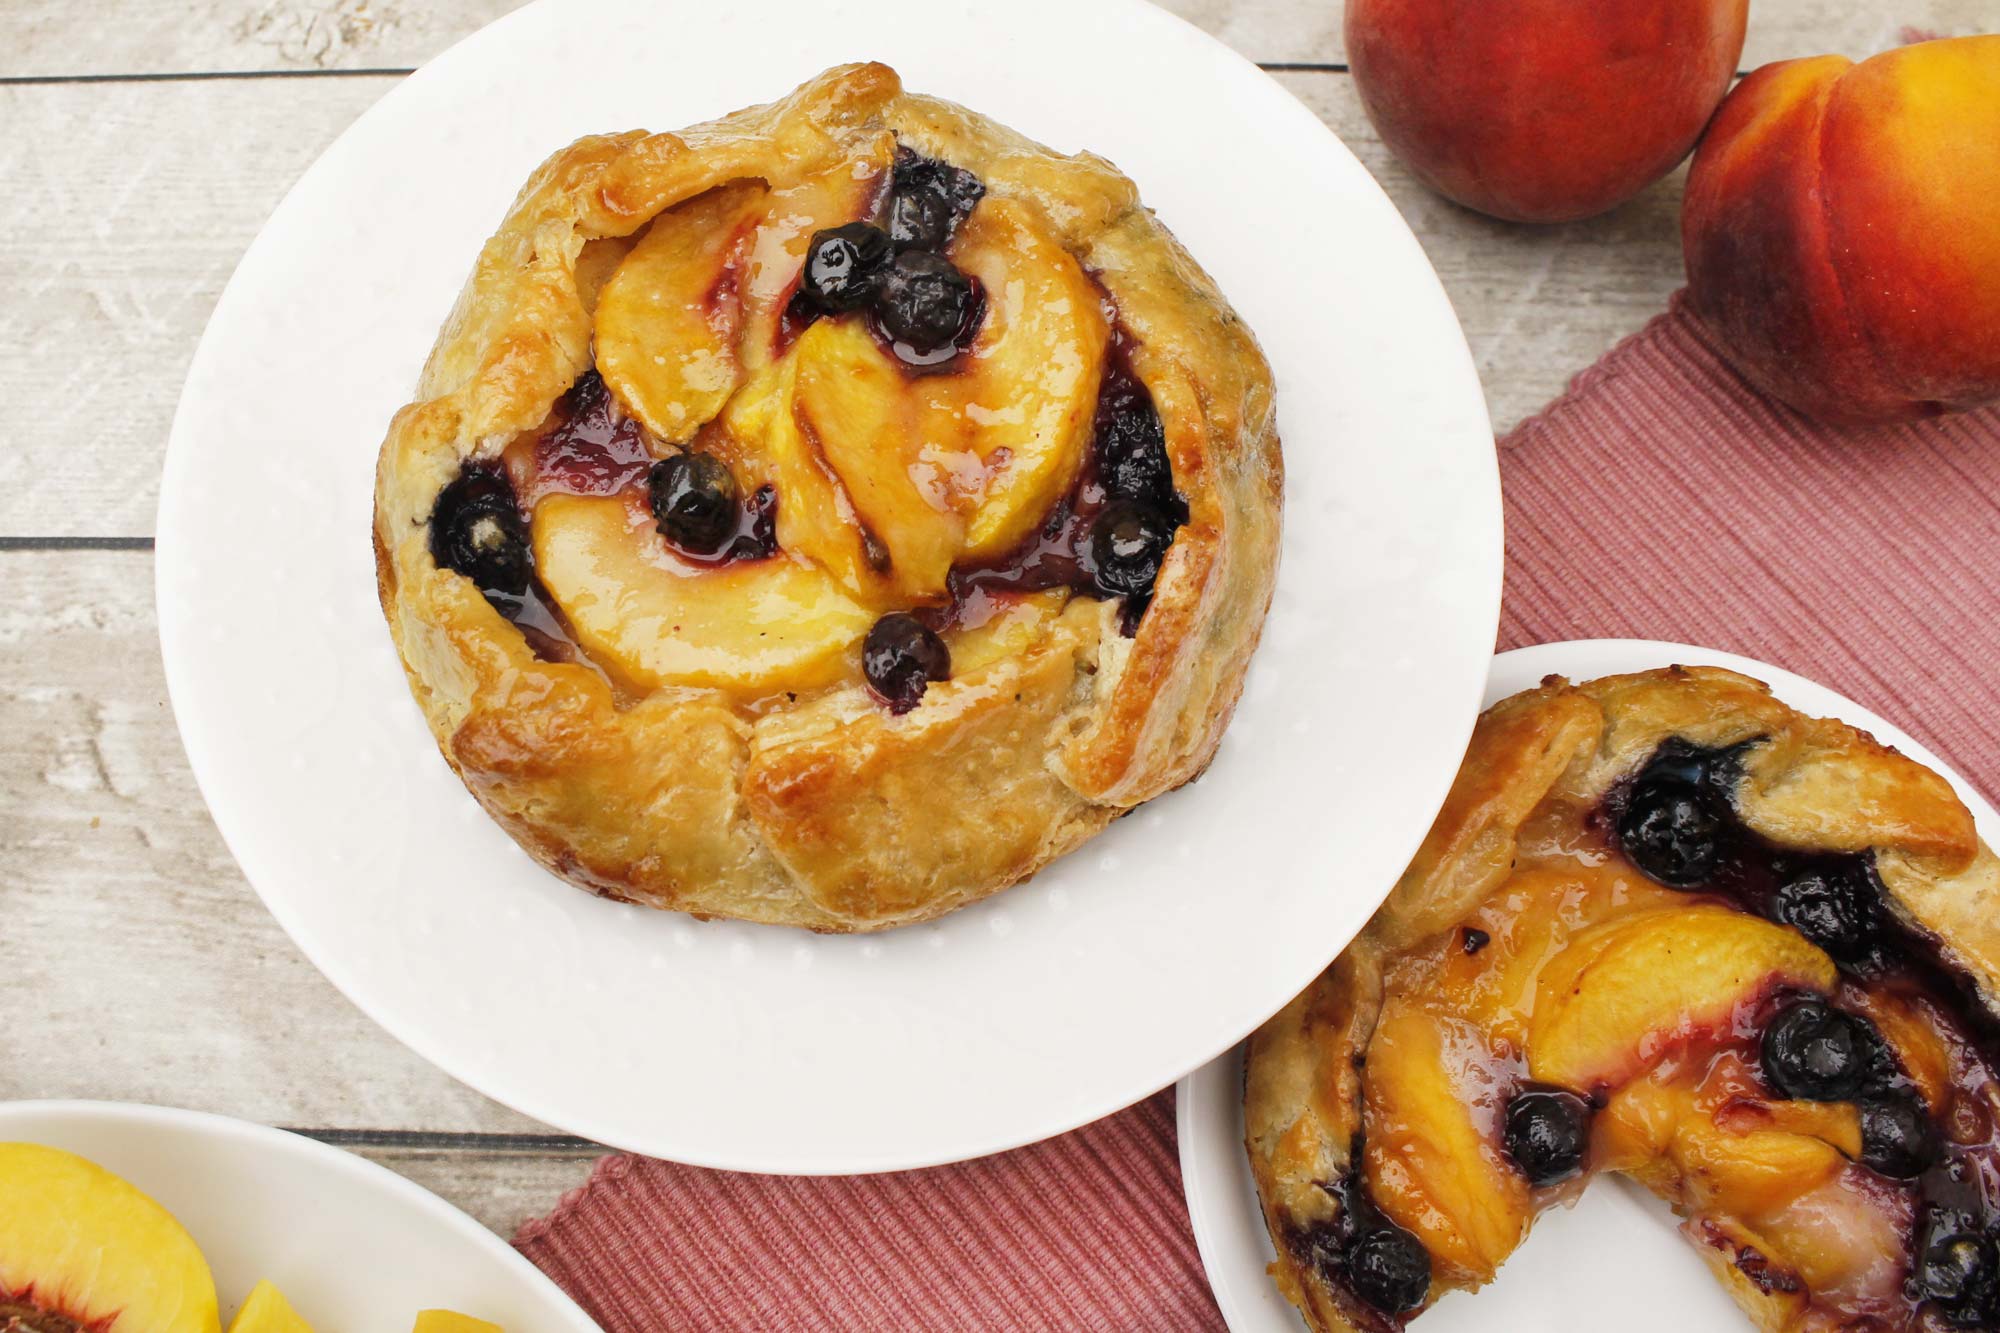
430;467;531;597
1760;999;1872;1103
1616;778;1724;887
1858;1093;1938;1178
1343;1224;1432;1315
1774;863;1879;963
802;222;893;313
648;452;739;555
885;151;985;251
875;251;978;357
1089;502;1176;598
1504;1088;1592;1187
863;613;950;714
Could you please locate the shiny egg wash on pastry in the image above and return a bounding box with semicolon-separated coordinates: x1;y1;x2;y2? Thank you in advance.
1247;668;2000;1332
373;65;1282;931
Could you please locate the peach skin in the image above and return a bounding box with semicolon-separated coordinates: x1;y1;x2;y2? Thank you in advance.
1684;37;2000;425
1346;0;1748;224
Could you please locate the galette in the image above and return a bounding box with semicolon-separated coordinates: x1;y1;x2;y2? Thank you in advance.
373;63;1281;930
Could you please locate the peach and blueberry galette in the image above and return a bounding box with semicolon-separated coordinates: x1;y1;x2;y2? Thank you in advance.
373;64;1281;931
1248;667;2000;1331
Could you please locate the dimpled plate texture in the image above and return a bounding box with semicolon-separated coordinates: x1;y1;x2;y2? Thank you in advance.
1177;640;2000;1330
156;0;1501;1171
0;1101;596;1329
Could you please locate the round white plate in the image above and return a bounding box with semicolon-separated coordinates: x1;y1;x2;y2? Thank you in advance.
1178;638;2000;1330
155;0;1500;1171
0;1100;596;1331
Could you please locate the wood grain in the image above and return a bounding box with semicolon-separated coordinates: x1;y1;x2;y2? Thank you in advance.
0;549;554;1134
342;1138;601;1237
3;0;1988;77
0;68;1690;537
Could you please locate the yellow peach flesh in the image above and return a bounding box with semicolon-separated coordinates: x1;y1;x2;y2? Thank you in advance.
1527;903;1838;1091
0;1143;221;1333
531;492;872;695
225;1280;314;1333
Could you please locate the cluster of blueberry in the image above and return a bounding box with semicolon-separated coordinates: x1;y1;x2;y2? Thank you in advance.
1613;738;1999;1327
432;148;1189;715
799;150;987;362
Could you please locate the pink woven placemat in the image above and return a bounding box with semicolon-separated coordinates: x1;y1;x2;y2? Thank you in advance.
515;294;2000;1330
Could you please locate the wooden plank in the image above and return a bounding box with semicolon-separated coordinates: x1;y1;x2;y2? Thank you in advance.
340;1141;601;1237
0;548;555;1133
1;0;1989;78
0;69;1692;537
0;77;391;538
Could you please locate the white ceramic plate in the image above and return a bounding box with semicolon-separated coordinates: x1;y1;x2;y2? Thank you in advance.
0;1100;596;1331
1178;638;2000;1330
155;0;1500;1172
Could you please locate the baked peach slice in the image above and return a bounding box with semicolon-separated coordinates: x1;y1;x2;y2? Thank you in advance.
531;492;872;696
747;198;1108;606
226;1281;314;1333
594;182;769;443
735;147;894;369
946;197;1109;560
1528;904;1837;1090
1363;1005;1530;1284
0;1142;221;1333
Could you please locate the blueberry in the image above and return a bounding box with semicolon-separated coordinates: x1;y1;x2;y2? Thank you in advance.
802;222;893;313
1773;863;1879;963
561;368;610;421
1089;502;1177;598
1344;1224;1432;1315
430;467;531;597
1616;779;1723;887
648;452;738;555
1858;1094;1938;1178
885;152;985;251
875;251;977;357
1760;999;1871;1102
863;613;950;714
1504;1089;1592;1187
1919;1227;2000;1325
1097;394;1176;511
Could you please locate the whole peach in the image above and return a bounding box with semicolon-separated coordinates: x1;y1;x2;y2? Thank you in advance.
1683;37;2000;425
1346;0;1748;224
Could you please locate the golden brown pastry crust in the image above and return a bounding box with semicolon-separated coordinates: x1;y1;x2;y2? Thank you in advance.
1246;665;1998;1332
373;64;1281;931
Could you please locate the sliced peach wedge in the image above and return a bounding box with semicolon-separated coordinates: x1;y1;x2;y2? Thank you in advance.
225;1280;314;1333
0;1142;222;1333
1528;904;1838;1091
594;181;770;444
595;146;892;443
1362;1005;1530;1284
722;196;1108;608
945;196;1110;561
531;492;873;696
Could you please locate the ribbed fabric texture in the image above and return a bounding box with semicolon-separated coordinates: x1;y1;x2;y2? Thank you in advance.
1499;294;2000;793
516;1090;1221;1331
515;293;2000;1329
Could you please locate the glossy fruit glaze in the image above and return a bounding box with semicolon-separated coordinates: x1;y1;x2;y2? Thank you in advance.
1306;739;2000;1331
429;149;1190;713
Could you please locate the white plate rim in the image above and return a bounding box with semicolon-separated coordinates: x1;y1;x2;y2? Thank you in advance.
0;1098;599;1331
154;0;1503;1173
1177;636;2000;1330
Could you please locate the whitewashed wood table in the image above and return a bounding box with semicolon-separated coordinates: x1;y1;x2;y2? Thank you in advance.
2;0;1985;1240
